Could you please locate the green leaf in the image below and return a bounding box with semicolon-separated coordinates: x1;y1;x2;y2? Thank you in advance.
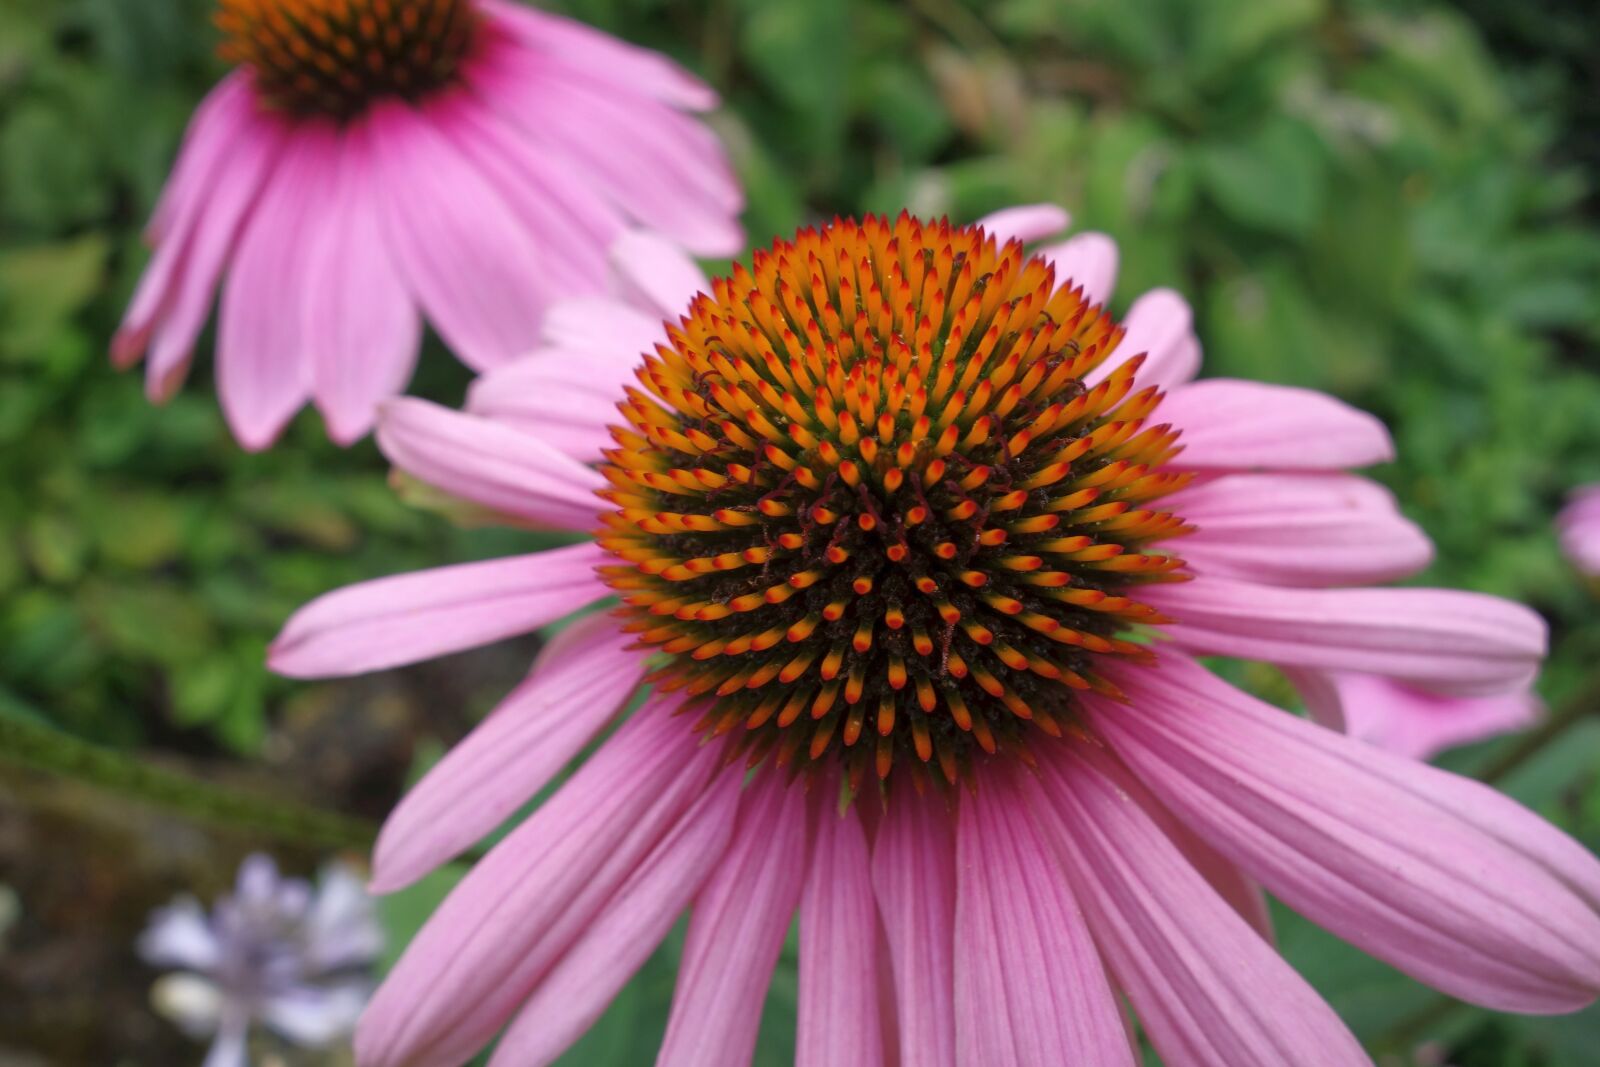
1197;119;1328;237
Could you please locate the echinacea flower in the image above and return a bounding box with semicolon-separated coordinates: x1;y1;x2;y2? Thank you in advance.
469;209;1540;761
114;0;741;449
271;213;1600;1067
1559;484;1600;578
140;854;383;1067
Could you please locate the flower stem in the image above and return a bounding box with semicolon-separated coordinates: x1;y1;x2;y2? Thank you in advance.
1481;670;1600;784
0;713;377;850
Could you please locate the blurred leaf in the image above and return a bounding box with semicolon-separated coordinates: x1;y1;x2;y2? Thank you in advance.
0;234;108;360
1197;118;1328;236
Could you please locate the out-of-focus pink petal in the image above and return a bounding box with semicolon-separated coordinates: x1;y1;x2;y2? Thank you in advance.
1038;231;1118;309
1165;379;1394;471
657;772;810;1067
1558;485;1600;576
955;773;1132;1066
371;614;645;892
1036;744;1369;1067
303;122;421;444
1305;671;1542;760
465;349;635;462
138;898;221;970
1093;655;1600;1013
365;99;548;371
1174;473;1434;587
542;294;667;359
356;703;724;1067
975;203;1070;245
608;230;711;318
115;73;258;369
216;123;337;450
479;0;721;111
490;770;742;1067
376;398;604;531
1147;574;1546;696
469;46;740;255
872;783;956;1067
268;541;607;679
798;797;882;1067
1090;287;1201;393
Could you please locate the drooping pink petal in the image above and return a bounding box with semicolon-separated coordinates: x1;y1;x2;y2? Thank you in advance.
1038;231;1118;310
1300;670;1542;761
302;121;421;444
370;613;646;892
975;203;1070;246
1164;379;1394;471
1147;574;1545;696
489;770;743;1067
464;349;635;462
468;46;741;255
1035;744;1369;1067
430;89;619;297
216;122;337;450
1090;287;1201;394
798;796;883;1067
268;541;607;679
364;98;549;371
1173;473;1434;587
356;702;724;1067
871;783;956;1067
1093;654;1600;1013
115;73;261;368
955;772;1132;1066
657;772;810;1067
478;0;721;111
375;398;604;531
608;230;711;318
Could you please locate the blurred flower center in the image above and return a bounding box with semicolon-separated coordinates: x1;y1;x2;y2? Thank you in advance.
598;215;1194;788
215;0;479;118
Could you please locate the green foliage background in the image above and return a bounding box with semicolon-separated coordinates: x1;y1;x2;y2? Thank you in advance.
2;0;1598;1063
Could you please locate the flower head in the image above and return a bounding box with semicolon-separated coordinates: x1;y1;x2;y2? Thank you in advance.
271;211;1599;1067
115;0;742;449
140;854;383;1067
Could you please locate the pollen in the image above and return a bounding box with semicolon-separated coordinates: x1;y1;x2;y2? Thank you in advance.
215;0;478;119
599;215;1195;791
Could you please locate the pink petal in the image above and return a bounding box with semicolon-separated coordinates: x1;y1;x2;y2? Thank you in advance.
356;703;724;1067
302;122;421;444
657;772;810;1067
216;123;336;450
478;0;721;111
955;772;1132;1066
489;769;743;1067
115;73;259;367
1035;744;1370;1067
1174;473;1434;587
267;541;607;679
542;294;669;359
370;613;645;892
1309;670;1543;760
1090;287;1201;394
465;348;635;462
871;783;956;1067
975;203;1071;246
608;230;711;318
376;398;604;531
798;797;883;1067
469;47;741;255
1093;654;1600;1013
1164;379;1394;471
1559;484;1600;575
1038;231;1118;309
364;98;548;371
1147;574;1546;696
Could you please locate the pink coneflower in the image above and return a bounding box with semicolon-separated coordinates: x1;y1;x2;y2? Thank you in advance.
272;213;1600;1067
1559;484;1600;577
470;208;1540;761
113;0;741;449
